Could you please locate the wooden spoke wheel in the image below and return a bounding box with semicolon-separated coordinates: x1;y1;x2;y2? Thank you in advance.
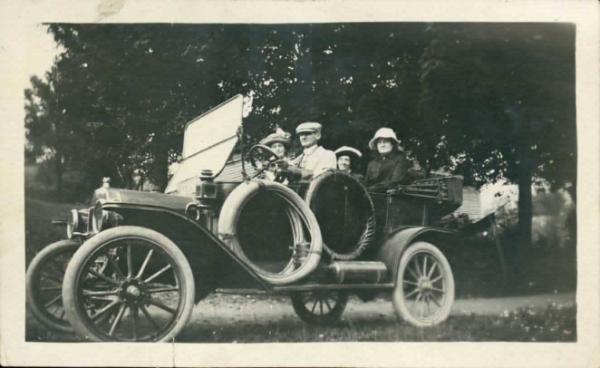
62;226;195;342
291;291;348;325
392;241;455;327
26;240;79;332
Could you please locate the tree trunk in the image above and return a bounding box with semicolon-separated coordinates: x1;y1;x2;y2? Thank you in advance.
55;154;64;201
148;151;169;192
510;161;533;279
517;166;532;249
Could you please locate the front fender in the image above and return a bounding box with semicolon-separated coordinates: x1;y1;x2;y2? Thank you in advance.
101;202;271;292
376;226;457;281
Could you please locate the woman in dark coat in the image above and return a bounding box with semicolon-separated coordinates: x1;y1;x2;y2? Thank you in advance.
365;128;410;192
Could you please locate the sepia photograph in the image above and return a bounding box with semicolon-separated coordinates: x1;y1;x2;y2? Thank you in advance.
23;20;579;342
1;0;599;367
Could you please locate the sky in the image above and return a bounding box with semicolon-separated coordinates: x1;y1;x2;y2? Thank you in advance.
23;23;60;83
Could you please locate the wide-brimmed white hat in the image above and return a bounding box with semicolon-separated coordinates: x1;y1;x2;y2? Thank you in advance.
259;128;291;147
334;146;362;159
296;121;322;134
368;127;403;151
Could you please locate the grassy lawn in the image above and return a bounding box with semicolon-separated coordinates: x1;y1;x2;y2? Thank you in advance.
182;305;576;343
449;235;576;298
25;197;85;265
27;304;576;342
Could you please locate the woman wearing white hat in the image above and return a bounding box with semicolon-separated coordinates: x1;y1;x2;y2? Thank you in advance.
365;127;410;192
258;127;292;181
335;146;364;181
259;127;291;159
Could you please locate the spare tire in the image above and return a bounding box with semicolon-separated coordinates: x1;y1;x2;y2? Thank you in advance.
218;180;323;285
305;170;376;260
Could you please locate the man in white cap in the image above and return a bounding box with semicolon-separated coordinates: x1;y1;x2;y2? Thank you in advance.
365;127;410;191
284;121;336;181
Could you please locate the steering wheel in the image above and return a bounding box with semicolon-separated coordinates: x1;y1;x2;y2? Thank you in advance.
247;144;284;180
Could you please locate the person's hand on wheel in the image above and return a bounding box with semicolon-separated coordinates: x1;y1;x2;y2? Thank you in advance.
275;159;289;170
276;165;303;182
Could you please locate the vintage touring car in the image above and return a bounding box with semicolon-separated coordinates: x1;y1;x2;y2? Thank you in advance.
26;95;463;342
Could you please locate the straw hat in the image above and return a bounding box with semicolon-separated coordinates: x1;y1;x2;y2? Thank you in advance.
260;128;291;147
368;127;403;151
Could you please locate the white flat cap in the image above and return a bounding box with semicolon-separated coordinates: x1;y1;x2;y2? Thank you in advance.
296;121;322;134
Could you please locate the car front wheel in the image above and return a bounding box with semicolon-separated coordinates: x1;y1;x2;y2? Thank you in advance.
62;226;195;342
392;241;455;327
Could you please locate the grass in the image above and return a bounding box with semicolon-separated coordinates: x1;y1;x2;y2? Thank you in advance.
25;197;85;265
203;307;575;343
449;235;576;298
30;304;574;343
174;298;576;343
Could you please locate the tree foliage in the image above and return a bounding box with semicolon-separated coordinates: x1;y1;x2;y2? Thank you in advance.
25;23;575;214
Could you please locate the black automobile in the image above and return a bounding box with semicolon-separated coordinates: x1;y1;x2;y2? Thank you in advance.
27;95;463;342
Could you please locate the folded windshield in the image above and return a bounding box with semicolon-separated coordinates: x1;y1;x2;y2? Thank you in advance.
165;94;243;194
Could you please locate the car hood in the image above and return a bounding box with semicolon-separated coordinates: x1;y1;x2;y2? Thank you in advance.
93;187;193;213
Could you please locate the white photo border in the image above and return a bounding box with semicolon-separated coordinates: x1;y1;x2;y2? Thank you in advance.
1;1;598;366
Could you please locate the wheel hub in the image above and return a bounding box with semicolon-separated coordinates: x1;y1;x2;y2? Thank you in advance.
418;277;432;291
119;280;146;302
126;285;141;298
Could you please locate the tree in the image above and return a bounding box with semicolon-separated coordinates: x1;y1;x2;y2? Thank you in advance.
25;68;77;198
416;23;576;252
26;22;575;233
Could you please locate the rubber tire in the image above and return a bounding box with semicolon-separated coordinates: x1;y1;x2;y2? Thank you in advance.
304;170;376;260
392;241;455;327
26;239;79;332
218;180;323;285
62;226;195;342
291;291;348;325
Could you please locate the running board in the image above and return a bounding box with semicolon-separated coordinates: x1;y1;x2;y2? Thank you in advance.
272;283;395;292
215;283;395;295
215;288;270;295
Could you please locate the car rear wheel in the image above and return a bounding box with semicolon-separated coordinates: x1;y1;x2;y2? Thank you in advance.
26;239;79;332
291;291;348;325
392;241;454;327
62;226;195;342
